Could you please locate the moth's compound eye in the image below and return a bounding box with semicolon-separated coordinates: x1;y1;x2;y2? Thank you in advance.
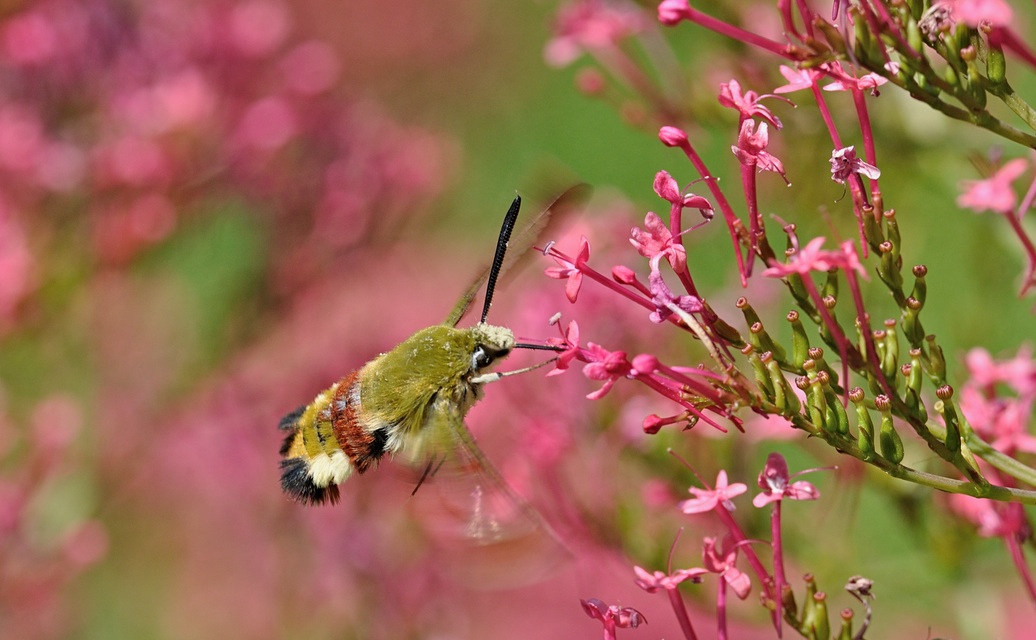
473;345;493;370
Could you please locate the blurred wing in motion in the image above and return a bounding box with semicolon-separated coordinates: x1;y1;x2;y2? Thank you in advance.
403;399;570;588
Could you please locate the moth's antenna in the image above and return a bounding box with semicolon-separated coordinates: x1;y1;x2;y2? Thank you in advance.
480;195;522;323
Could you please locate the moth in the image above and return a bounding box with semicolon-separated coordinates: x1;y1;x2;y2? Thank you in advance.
278;186;587;542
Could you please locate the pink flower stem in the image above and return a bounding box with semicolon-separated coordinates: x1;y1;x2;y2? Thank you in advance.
668;588;699;640
850;86;881;202
777;0;802;40
1002;208;1036;295
810;82;844;149
1004;532;1036;604
636;374;728;431
716;576;729;640
669;200;699;296
712;506;772;593
647;364;727;401
811;79;878;254
682;7;791;58
792;0;816;39
739;160;762;276
665;134;750;285
658;361;728;383
547;246;652;308
771;501;786;637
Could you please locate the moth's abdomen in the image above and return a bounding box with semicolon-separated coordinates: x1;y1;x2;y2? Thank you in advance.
279;378;354;505
279;371;394;506
330;373;390;473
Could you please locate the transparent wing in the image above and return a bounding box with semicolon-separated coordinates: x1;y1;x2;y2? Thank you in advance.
445;183;592;327
402;399;570;587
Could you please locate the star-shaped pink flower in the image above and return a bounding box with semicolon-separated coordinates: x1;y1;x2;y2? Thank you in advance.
679;470;747;514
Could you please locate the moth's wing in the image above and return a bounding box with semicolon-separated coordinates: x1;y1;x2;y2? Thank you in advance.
404;399;569;587
445;183;592;327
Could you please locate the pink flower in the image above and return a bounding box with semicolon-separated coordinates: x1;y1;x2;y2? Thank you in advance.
718;79;783;129
545;236;591;302
582;343;632;399
957;158;1028;214
959;348;1036;456
753;453;820;507
545;0;648;67
580;598;647;636
761;237;837;278
731;120;787;180
630;211;687;273
647;267;701;323
658;125;688;147
837;240;869;279
773;65;822;94
960;386;1036;455
830;146;881;184
653;170;681;203
824;71;889;94
965;345;1036;396
633;565;704;592
657;0;690;26
702;535;752;599
949;494;1026;537
547;320;583;377
679;470;747;514
947;0;1014;28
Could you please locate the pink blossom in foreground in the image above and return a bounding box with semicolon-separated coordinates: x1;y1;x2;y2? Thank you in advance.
547;319;583;376
761;237;836;277
731;120;787;180
679;470;747;514
633;565;705;592
631;210;687;273
545;236;592;302
753;453;821;507
773;65;822;94
830;146;881;184
701;534;752;599
823;69;889;94
718;79;783;129
647;267;702;323
957;158;1028;214
580;598;647;639
582;343;633;399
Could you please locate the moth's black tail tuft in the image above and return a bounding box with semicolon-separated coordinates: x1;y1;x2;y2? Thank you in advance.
279;457;340;506
278;405;307;455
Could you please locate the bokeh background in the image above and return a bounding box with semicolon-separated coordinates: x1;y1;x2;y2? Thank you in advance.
1;0;1035;638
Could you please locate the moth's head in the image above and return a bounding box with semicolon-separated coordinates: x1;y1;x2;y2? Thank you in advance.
468;323;515;373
